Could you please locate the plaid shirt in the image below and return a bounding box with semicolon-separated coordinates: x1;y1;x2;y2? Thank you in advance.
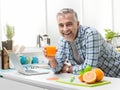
52;25;120;78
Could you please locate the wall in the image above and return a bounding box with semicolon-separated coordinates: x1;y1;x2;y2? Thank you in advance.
82;0;113;36
0;0;46;47
0;0;120;46
113;0;120;32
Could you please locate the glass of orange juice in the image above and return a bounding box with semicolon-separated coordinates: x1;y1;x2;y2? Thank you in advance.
45;46;57;56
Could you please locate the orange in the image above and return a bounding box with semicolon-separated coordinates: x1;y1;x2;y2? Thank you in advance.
46;46;57;56
92;68;104;82
83;71;96;84
78;75;84;82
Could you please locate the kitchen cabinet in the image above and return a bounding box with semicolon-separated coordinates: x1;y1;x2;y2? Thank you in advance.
0;78;45;90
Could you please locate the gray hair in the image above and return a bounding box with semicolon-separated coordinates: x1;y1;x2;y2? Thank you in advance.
57;8;78;21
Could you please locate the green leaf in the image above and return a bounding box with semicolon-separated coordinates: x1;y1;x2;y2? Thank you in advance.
77;70;84;75
5;24;15;40
77;65;92;75
70;76;75;82
83;65;92;72
104;29;119;40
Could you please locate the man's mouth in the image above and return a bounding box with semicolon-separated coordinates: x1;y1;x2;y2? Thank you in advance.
64;31;72;36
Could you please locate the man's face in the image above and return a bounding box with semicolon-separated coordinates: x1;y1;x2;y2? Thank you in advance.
57;13;79;42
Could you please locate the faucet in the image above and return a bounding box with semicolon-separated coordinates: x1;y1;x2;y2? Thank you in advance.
37;34;50;48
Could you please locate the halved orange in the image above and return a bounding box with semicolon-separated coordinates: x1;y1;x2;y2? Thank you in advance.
92;68;104;82
83;71;96;84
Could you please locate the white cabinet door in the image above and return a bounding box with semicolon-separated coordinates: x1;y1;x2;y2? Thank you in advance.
0;78;44;90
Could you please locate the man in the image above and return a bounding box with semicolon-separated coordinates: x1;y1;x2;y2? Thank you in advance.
44;8;120;78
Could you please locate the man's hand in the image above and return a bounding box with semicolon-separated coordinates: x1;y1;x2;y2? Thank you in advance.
61;64;73;73
43;47;57;68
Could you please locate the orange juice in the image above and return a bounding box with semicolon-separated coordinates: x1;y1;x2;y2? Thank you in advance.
46;46;57;56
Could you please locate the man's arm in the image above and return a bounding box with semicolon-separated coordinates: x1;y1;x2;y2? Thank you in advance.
48;57;57;68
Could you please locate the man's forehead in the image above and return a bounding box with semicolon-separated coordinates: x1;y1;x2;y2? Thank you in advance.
57;13;74;20
58;13;73;17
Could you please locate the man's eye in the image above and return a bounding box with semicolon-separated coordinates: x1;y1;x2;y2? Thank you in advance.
59;24;64;27
67;23;73;26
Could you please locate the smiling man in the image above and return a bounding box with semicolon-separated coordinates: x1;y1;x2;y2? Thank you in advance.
57;10;79;42
44;8;120;78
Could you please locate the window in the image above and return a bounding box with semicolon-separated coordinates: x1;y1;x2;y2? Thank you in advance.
0;0;46;47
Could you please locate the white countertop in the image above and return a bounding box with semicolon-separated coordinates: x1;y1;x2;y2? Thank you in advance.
0;69;120;90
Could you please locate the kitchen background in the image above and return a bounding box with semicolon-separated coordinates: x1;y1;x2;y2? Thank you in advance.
0;0;120;69
0;0;120;47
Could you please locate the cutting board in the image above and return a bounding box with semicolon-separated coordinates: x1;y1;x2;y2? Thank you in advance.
56;77;111;87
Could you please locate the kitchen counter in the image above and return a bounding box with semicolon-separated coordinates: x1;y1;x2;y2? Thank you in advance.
0;69;120;90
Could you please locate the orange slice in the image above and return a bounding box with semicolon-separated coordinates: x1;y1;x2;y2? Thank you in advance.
92;68;104;82
46;77;59;80
83;71;96;84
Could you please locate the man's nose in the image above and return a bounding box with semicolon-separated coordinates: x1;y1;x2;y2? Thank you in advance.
63;25;68;31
